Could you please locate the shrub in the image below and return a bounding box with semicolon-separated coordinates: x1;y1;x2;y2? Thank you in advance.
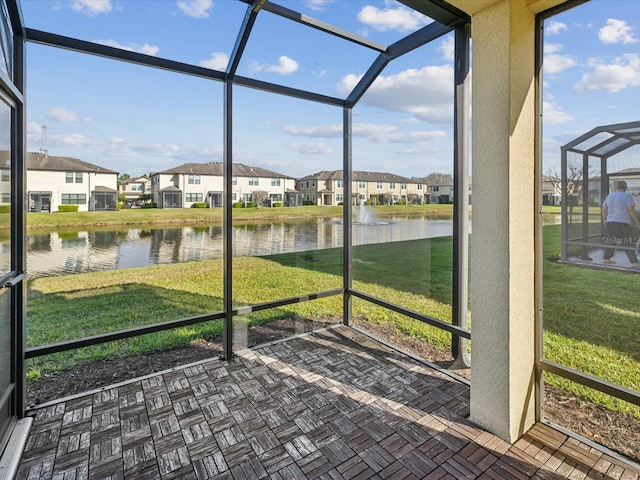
337;202;343;206
190;202;207;208
245;202;255;208
233;202;243;208
141;203;157;209
0;205;10;213
273;202;282;207
303;200;314;206
57;205;79;213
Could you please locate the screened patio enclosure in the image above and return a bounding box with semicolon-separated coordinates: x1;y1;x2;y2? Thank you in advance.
561;120;640;268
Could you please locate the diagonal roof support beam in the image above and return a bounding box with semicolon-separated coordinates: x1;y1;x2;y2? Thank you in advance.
346;21;452;107
227;0;267;78
259;2;386;52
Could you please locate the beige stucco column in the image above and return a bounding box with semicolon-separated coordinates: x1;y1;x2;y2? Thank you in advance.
448;0;553;442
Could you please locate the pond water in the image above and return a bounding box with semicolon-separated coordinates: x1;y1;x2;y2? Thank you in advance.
26;216;458;278
24;213;562;279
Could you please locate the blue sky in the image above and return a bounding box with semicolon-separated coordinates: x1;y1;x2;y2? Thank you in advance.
18;0;640;180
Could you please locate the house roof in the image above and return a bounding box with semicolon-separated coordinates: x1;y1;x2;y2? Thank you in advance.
26;152;117;174
152;162;294;179
0;151;118;174
122;176;150;185
93;185;117;193
298;170;416;184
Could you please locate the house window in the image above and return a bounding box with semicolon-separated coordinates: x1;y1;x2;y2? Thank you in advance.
376;182;383;189
188;174;201;185
418;183;423;190
271;178;281;187
232;176;237;185
312;194;316;202
401;183;407;190
393;194;399;202
312;181;315;187
358;181;365;189
389;182;395;189
249;177;259;186
130;184;142;192
61;193;87;204
232;193;237;201
336;194;343;203
1;193;10;203
186;193;203;202
65;172;83;183
306;181;309;188
0;169;9;182
336;180;343;188
433;186;439;192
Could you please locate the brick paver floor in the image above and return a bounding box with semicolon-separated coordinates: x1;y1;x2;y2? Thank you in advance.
16;326;640;479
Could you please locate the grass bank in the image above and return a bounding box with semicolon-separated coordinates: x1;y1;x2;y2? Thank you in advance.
25;224;639;417
15;204;454;230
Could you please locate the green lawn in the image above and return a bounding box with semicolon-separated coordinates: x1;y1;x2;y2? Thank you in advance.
4;203;454;231
25;222;639;417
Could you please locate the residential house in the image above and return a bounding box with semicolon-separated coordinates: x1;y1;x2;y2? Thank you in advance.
1;151;118;212
297;170;424;206
150;162;297;208
542;175;561;206
119;176;151;203
426;176;454;204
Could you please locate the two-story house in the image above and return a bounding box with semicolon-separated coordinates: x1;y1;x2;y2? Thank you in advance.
150;162;297;208
119;176;151;204
426;176;454;204
297;170;424;206
0;151;118;212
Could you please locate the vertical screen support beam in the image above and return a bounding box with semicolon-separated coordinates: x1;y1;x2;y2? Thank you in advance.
451;23;471;368
222;80;233;360
343;107;353;325
561;146;568;260
580;152;590;260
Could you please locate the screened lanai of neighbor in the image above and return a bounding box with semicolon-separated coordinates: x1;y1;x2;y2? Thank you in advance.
561;120;640;269
0;0;639;479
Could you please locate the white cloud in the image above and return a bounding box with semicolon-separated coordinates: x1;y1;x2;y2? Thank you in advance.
337;65;454;125
575;53;640;93
544;44;576;75
542;101;574;124
357;5;430;33
98;40;160;56
282;123;445;145
61;134;92;146
47;107;80;122
200;52;229;70
266;56;299;75
291;142;333;155
249;57;299;75
282;124;343;137
304;0;335;12
70;0;112;16
546;21;568;36
27;121;44;140
599;18;638;44
438;36;454;63
177;0;213;19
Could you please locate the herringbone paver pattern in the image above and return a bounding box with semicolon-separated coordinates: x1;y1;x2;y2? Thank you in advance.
16;326;640;479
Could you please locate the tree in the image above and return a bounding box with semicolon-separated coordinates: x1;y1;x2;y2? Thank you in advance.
118;173;131;185
252;190;269;207
417;172;453;185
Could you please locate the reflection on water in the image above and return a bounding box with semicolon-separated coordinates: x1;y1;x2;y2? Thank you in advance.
25;216;463;278
16;214;567;278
